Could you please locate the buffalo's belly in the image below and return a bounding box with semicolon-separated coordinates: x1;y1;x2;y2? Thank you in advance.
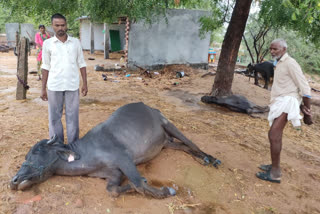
131;134;167;164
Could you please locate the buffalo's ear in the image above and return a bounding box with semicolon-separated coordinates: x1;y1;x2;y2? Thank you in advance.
56;150;81;162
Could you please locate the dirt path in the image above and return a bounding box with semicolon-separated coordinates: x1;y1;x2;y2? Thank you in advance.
1;50;320;214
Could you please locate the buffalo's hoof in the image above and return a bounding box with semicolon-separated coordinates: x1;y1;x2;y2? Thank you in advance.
203;155;220;168
168;187;176;196
203;156;210;165
141;177;148;184
212;159;221;168
161;187;176;196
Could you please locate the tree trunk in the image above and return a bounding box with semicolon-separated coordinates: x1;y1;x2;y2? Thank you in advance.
210;0;252;96
16;37;28;100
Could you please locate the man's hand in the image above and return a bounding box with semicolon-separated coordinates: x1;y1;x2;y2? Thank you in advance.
301;105;311;116
40;88;48;101
303;115;313;125
81;85;88;96
300;105;313;125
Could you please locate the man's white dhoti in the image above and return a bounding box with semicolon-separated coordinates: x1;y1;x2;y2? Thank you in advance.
268;96;302;127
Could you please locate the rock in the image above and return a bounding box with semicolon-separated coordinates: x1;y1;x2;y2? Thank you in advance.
74;198;84;208
14;204;32;214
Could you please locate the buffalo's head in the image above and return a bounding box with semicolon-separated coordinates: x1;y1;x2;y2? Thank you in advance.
10;135;80;191
246;63;255;76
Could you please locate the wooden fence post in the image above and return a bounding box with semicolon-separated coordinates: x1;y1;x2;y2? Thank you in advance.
16;37;29;100
104;23;109;59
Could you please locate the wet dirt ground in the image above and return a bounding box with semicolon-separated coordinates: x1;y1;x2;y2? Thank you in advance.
1;50;320;214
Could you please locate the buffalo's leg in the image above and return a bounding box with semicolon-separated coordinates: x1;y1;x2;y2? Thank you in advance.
254;71;259;85
106;169;134;197
117;155;176;198
165;140;215;165
264;74;270;89
163;122;220;167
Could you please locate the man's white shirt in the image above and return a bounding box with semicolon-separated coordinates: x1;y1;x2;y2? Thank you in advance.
41;35;86;91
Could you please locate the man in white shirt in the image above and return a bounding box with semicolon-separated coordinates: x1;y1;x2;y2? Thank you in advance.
40;13;88;143
256;38;312;183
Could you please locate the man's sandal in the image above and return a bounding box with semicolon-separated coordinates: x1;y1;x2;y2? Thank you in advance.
258;164;272;171
256;171;281;183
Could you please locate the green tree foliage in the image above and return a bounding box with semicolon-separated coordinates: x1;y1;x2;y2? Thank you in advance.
277;29;320;74
259;0;320;45
0;0;226;30
0;5;34;33
0;0;84;35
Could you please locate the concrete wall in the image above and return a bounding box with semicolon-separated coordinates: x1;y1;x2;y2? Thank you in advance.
94;23;104;50
80;20;91;50
5;23;42;47
127;9;211;70
5;23;19;47
79;19;125;51
20;24;35;42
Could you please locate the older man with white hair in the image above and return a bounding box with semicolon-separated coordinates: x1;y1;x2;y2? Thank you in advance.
256;38;313;183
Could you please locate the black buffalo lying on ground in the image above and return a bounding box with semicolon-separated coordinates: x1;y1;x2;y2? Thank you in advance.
10;102;220;199
247;61;274;89
201;94;269;114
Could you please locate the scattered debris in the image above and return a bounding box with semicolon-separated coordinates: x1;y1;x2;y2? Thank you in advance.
22;195;42;204
94;65;104;71
154;71;159;75
134;64;153;78
208;64;217;67
95;65;122;72
201;72;216;78
120;56;125;64
102;74;107;81
166;198;201;214
125;74;131;77
115;63;121;69
173;82;179;85
0;45;10;53
235;69;247;74
142;70;152;78
88;57;95;60
176;71;185;78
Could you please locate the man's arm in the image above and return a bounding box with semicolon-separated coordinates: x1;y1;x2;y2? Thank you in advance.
40;69;49;101
77;38;87;96
40;40;50;101
288;60;313;125
301;96;313;125
80;67;87;96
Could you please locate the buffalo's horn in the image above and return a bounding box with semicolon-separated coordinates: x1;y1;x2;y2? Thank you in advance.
47;134;58;145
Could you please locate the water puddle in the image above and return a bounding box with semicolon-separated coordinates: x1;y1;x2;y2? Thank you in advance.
166;89;231;114
166;89;203;109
